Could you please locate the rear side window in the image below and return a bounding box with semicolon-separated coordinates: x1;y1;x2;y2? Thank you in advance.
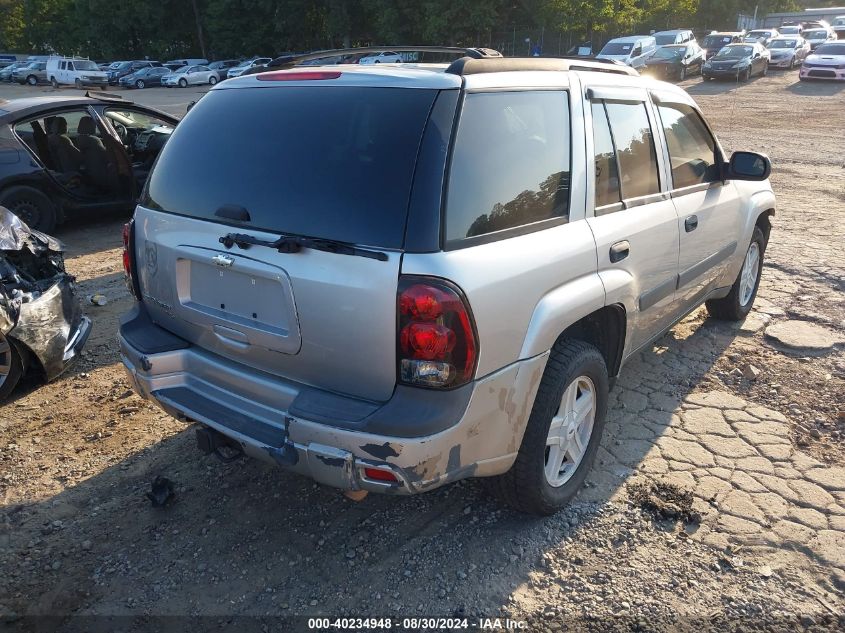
143;87;437;248
656;103;719;188
602;100;661;200
591;102;621;210
445;91;571;244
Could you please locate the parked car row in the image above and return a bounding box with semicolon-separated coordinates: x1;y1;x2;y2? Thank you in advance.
591;25;840;83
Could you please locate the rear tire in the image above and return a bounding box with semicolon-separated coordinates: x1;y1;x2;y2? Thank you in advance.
27;75;38;86
489;339;609;516
209;75;217;85
706;226;766;321
0;186;57;233
0;332;23;403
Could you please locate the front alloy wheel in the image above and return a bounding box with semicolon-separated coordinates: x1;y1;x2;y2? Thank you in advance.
706;225;766;321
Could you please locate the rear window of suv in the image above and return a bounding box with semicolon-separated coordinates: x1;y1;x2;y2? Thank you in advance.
143;86;438;248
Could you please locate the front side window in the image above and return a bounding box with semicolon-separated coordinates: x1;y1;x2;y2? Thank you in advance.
656;103;720;189
602;100;661;200
445;91;571;243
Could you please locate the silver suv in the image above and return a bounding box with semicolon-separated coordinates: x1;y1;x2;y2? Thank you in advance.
120;49;775;515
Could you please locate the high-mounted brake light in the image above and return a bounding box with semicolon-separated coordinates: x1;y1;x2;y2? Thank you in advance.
397;277;478;389
122;221;139;300
256;71;342;82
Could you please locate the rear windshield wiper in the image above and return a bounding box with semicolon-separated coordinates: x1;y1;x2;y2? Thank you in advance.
219;232;388;262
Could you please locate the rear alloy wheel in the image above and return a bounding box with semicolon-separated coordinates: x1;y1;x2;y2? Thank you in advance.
27;75;38;86
0;186;57;233
136;79;145;89
179;78;188;88
489;338;609;515
0;332;23;403
209;75;217;85
706;225;766;321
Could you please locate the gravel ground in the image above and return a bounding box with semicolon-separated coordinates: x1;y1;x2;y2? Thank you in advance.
0;71;843;631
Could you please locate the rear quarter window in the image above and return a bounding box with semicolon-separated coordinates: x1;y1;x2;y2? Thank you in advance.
142;86;438;248
444;90;571;246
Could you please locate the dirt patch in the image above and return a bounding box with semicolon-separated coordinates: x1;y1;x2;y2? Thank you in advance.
627;480;701;524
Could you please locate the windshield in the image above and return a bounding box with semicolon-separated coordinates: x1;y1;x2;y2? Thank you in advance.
115;62;132;69
600;42;633;55
653;46;685;59
654;34;677;45
815;43;845;55
715;46;752;59
144;86;438;248
780;27;800;34
834;18;845;26
703;35;732;48
74;60;99;71
174;66;189;73
805;30;827;38
769;40;797;49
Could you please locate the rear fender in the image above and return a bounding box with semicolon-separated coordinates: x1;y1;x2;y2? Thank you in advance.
518;274;606;359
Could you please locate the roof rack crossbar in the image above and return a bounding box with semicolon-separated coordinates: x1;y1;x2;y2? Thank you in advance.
265;46;502;70
445;56;639;77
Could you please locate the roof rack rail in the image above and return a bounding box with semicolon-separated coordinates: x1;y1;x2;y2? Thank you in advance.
446;56;639;77
261;46;502;71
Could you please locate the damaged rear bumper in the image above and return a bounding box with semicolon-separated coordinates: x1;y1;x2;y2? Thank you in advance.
119;303;547;495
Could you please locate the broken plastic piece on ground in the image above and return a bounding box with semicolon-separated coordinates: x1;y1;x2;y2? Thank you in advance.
344;489;368;502
146;476;175;507
88;294;108;306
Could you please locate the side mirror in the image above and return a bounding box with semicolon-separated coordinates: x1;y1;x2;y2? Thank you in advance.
727;151;771;181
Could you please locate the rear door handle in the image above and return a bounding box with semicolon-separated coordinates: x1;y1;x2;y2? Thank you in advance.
609;240;630;263
685;215;699;232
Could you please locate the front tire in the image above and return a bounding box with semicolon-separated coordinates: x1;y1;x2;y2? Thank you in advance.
75;78;83;89
0;332;23;402
0;185;57;233
179;78;188;88
490;339;609;515
136;79;145;89
679;66;686;81
706;226;766;321
50;77;58;88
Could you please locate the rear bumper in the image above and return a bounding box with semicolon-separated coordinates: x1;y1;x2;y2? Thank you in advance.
119;303;547;495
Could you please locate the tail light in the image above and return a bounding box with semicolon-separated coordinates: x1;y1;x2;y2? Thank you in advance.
122;220;140;299
397;277;478;389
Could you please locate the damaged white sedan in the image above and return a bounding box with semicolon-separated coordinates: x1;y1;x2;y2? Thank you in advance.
0;206;91;401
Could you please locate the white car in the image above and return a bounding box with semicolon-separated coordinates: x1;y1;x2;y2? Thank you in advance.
162;65;218;87
803;28;837;51
358;51;403;64
799;42;845;81
226;58;272;78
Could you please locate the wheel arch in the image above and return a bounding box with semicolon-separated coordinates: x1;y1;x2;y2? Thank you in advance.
555;304;627;378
